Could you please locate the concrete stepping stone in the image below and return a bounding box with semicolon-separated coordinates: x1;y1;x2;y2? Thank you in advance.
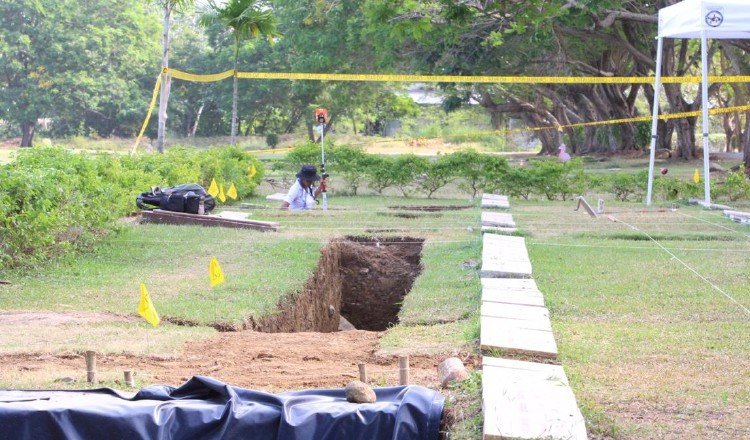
480;226;517;235
482;278;545;308
480;316;557;357
482;289;545;307
481;278;541;293
481;197;510;209
480;234;532;278
482;357;587;440
481;212;516;228
481;302;550;323
482;193;509;201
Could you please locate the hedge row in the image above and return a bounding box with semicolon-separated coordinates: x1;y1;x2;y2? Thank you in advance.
277;143;750;202
0;147;263;268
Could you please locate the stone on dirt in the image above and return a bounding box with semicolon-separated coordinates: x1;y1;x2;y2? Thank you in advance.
438;357;469;388
345;380;376;403
338;316;356;331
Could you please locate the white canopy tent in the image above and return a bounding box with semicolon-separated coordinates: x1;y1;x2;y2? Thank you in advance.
646;0;750;206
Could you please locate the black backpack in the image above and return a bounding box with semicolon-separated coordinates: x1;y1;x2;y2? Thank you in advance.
136;183;216;214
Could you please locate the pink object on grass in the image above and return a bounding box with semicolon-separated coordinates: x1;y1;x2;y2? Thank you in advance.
558;144;571;162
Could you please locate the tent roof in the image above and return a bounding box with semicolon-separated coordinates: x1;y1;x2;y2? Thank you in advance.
658;0;750;39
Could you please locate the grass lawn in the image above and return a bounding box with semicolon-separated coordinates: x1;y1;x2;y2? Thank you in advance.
515;200;750;438
0;195;483;371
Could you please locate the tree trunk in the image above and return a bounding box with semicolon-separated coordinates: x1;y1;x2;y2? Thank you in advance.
306;121;315;142
190;104;204;137
20;121;35;147
490;111;502;130
351;115;357;134
743;116;750;176
156;2;171;154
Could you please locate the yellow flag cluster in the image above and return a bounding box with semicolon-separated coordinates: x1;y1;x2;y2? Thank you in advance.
209;257;225;287
207;178;237;203
693;168;700;184
138;283;160;327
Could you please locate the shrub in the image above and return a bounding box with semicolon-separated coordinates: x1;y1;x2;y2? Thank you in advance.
333;147;373;195
723;166;750;201
364;155;397;194
266;133;279;148
392;154;430;197
653;177;699;201
528;158;587;201
500;167;534;200
0;146;264;268
284;142;325;171
420;155;457;198
449;150;509;198
608;170;648;202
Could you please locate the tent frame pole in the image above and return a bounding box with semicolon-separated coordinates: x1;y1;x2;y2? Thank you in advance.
646;37;664;206
700;30;711;205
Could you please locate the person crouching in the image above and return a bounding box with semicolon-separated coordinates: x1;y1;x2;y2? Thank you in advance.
281;165;326;210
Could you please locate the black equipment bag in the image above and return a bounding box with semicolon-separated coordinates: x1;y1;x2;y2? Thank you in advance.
136;183;216;214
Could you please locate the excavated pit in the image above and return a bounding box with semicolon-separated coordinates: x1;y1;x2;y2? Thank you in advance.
254;236;424;333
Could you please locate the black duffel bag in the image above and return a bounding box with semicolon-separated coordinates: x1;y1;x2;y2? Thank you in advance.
136;183;216;214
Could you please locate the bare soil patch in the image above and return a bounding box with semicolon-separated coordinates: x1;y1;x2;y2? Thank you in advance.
0;331;477;392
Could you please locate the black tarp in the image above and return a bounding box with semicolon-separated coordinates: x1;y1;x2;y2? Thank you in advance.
0;376;444;440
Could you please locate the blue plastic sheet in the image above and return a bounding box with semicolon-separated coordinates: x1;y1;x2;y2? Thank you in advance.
0;376;444;440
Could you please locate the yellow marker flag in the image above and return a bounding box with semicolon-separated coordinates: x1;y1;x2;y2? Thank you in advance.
693;168;700;184
218;184;227;203
138;283;160;327
227;183;238;200
209;257;225;287
248;164;257;179
208;178;219;197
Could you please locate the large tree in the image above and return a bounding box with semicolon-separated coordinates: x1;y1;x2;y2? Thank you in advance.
200;0;279;147
0;0;159;146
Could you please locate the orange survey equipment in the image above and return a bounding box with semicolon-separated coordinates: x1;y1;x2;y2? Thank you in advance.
314;108;329;124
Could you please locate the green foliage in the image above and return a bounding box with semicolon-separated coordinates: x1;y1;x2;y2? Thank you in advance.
0;147;263;268
528;158;587;201
722;166;750;201
449;149;509;198
0;0;160;143
265;133;279;148
333;146;373;195
365;155;398;194
653;176;700;201
392;154;430;197
284;142;324;170
608;170;648;202
420;155;457;198
499;167;535;200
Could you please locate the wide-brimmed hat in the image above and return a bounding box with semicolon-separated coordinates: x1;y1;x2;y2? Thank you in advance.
296;165;321;181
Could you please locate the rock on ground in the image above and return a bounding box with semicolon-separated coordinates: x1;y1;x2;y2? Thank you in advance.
438;357;469;388
345;380;376;403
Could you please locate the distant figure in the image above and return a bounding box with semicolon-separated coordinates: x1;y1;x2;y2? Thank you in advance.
281;165;325;211
558;144;571;162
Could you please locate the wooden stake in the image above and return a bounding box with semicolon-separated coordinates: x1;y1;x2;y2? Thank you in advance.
85;351;97;383
398;355;409;386
124;370;134;387
358;363;368;383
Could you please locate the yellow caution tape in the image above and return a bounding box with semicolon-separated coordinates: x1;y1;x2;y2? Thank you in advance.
167;68;235;83
135;68;750;151
448;104;750;137
131;74;162;155
166;67;750;84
